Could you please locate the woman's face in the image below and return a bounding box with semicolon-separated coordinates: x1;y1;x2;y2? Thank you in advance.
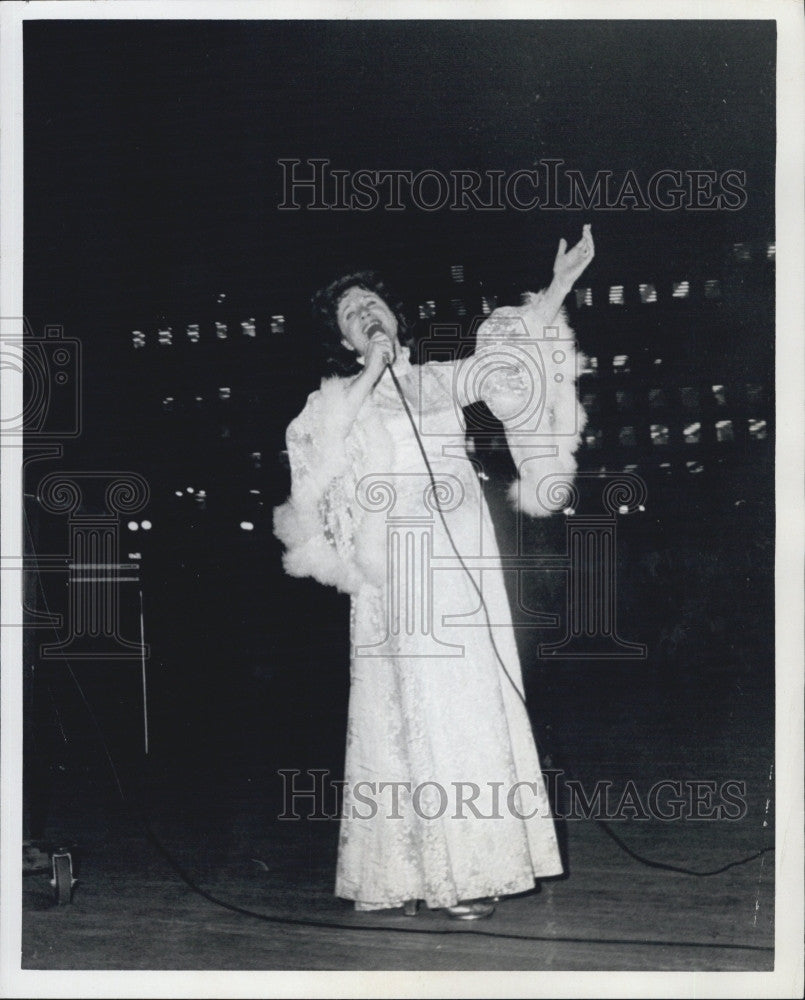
336;286;399;356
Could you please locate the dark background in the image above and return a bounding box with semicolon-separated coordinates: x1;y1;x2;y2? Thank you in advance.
25;20;774;322
22;19;775;808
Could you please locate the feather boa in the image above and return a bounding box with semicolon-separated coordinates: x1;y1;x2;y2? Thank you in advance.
273;374;394;595
475;291;588;516
274;290;588;592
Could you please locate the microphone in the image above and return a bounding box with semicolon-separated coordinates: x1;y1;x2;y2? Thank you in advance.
365;321;396;368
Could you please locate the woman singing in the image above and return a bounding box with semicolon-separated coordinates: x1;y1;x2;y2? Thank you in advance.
274;225;594;919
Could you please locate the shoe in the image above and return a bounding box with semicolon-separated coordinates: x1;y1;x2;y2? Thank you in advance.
444;898;496;920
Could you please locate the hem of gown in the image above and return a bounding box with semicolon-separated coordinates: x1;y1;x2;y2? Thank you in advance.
338;863;564;912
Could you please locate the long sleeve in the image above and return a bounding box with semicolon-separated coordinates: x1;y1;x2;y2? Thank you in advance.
273;376;366;594
469;290;588;516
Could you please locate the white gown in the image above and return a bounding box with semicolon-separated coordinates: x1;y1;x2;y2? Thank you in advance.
274;293;587;910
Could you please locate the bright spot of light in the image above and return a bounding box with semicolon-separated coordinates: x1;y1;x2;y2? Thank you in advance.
141;520;152;530
127;521;139;531
618;504;629;514
240;521;254;531
186;487;195;494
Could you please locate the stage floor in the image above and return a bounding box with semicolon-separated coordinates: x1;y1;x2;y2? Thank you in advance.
21;665;774;972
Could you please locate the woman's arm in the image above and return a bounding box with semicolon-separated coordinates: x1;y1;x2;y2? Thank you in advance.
446;225;595;409
340;329;397;423
448;225;594;515
273;379;366;594
536;223;595;327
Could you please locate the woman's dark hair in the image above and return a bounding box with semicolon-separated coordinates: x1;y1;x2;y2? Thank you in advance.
312;269;414;375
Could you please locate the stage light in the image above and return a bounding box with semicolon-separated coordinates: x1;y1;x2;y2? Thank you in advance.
575;287;593;308
612;354;630;374
186;487;195;494
215;322;228;339
241;319;256;338
270;315;285;334
128;552;142;560
186;324;200;343
127;521;139;531
683;422;701;444
748;419;767;441
174;490;183;497
218;387;231;400
450;264;464;283
638;505;646;512
240;521;254;531
618;504;629;515
715;420;734;443
608;285;624;305
704;279;721;300
141;520;152;530
638;283;657;304
672;280;690;298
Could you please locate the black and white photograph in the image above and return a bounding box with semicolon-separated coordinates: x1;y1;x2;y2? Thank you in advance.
1;1;802;996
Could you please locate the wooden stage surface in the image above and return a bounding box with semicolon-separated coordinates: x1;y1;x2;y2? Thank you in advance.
22;666;774;972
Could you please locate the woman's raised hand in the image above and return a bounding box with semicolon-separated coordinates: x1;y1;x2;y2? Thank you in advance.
553;223;595;288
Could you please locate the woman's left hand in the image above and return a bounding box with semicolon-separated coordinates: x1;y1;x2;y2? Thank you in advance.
553;223;595;288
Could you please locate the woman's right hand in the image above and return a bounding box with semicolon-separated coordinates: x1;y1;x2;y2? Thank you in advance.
362;330;396;382
344;329;398;422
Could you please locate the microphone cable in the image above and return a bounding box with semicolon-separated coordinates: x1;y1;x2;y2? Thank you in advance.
19;376;772;947
385;362;774;879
